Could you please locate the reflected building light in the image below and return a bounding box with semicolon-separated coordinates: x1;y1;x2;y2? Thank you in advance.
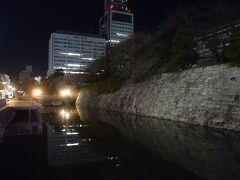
60;109;66;116
80;138;92;142
107;156;119;160
59;109;71;120
66;132;79;135
65;112;70;120
66;143;79;147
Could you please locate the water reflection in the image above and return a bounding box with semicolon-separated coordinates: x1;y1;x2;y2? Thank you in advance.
6;110;43;136
78;108;240;180
43;107;120;168
1;106;206;179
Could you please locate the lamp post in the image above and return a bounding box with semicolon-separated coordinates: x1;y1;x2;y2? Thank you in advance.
32;88;43;103
59;88;72;105
32;88;42;97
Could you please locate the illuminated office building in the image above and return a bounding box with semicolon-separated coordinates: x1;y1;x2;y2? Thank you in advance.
99;0;134;46
48;31;106;76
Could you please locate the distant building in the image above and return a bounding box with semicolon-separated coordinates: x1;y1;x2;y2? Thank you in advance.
99;0;134;46
19;65;33;81
47;31;106;76
0;74;11;99
26;65;33;73
194;19;240;61
0;74;11;87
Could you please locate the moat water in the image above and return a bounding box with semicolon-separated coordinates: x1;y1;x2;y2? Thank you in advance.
0;106;240;180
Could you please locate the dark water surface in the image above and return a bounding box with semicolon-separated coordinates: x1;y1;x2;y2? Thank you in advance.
0;106;240;180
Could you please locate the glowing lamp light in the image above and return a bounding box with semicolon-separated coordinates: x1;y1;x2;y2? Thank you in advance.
60;109;66;116
32;88;42;97
65;112;70;120
66;143;79;147
66;132;79;135
60;89;72;97
59;109;71;120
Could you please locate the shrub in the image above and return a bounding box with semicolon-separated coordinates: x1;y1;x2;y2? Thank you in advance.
87;78;124;95
164;27;199;72
225;29;240;66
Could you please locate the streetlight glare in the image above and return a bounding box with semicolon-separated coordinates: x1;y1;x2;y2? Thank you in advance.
32;88;42;97
60;89;72;97
59;109;71;120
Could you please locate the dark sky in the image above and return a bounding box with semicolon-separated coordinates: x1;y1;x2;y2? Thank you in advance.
0;0;175;77
1;0;237;77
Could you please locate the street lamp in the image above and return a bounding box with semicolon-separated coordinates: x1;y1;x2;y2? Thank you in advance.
59;88;72;97
32;88;42;97
59;88;72;105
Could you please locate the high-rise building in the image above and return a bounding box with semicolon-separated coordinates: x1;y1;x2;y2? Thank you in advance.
19;65;33;81
99;0;134;46
104;0;129;12
47;31;106;76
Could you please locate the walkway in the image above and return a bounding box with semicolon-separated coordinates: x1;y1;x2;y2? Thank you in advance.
7;99;42;110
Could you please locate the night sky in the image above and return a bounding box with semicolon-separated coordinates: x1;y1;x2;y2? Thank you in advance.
4;0;236;77
0;0;176;77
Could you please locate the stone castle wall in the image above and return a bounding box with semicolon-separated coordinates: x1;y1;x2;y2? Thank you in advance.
77;65;240;131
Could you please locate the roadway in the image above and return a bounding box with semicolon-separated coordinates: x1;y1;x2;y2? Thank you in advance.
7;99;42;110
